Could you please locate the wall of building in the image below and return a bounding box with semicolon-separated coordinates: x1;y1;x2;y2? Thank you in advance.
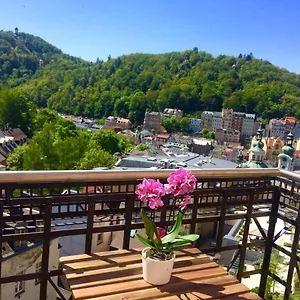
189;118;201;132
241;116;254;139
1;239;59;300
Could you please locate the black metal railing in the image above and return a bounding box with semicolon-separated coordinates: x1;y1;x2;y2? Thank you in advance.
0;169;299;300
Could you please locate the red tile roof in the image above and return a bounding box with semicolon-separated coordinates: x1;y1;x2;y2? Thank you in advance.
156;134;170;140
285;116;297;124
4;128;27;142
265;138;284;149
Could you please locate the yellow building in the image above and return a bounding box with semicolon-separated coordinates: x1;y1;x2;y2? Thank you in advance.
251;136;285;166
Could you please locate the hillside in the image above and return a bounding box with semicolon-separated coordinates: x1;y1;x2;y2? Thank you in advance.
1;30;300;123
0;30;90;91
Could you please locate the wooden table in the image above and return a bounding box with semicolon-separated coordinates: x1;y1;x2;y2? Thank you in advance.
61;247;262;300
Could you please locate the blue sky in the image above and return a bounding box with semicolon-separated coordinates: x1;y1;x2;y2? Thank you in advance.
1;0;300;73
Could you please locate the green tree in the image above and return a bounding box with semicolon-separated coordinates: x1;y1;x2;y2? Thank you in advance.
31;108;58;132
0;89;34;135
90;130;133;155
202;128;209;136
161;117;180;133
6;144;29;170
180;117;190;133
135;144;151;151
207;131;215;139
78;148;116;170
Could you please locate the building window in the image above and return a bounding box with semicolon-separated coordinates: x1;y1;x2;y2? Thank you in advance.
35;262;42;285
97;233;103;245
15;271;25;296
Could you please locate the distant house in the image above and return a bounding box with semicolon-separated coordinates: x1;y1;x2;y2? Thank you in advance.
163;108;183;120
190;139;213;156
189;118;201;132
104;116;132;130
143;111;161;131
4;128;27;145
215;129;241;143
156;134;171;142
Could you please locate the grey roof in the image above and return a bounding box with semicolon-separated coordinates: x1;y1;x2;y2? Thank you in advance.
116;153;238;170
140;130;153;136
213;111;222;117
245;113;256;119
240;161;270;169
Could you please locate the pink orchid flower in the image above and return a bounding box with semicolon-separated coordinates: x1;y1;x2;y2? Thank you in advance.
136;178;166;210
164;168;197;196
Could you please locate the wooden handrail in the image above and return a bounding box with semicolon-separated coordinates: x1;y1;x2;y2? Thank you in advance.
0;168;281;183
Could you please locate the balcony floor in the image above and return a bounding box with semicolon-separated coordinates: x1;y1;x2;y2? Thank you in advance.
60;247;262;300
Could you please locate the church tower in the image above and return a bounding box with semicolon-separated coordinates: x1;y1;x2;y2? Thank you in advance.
278;132;295;171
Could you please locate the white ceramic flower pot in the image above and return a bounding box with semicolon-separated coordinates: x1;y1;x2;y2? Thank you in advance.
142;248;175;285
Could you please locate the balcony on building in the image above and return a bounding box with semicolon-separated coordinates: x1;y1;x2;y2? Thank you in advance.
0;168;299;300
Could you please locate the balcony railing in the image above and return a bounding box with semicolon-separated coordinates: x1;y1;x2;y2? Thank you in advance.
0;168;299;300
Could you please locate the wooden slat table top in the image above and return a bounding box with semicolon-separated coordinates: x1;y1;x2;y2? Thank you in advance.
60;247;262;300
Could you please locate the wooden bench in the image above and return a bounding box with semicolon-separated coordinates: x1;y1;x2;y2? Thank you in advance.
60;247;262;300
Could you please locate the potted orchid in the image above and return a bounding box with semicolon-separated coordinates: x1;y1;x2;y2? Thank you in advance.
135;168;199;285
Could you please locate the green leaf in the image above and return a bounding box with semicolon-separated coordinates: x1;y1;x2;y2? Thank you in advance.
135;233;156;249
174;234;199;242
140;209;162;245
141;209;155;240
161;211;184;244
169;234;199;246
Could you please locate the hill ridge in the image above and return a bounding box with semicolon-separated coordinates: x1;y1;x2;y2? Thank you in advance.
1;30;300;123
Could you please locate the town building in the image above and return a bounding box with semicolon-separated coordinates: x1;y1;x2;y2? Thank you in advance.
201;109;261;142
264;137;285;166
221;146;246;163
241;113;255;140
293;123;300;139
212;112;223;130
252;117;262;137
103;116;132;130
278;132;295;171
163;108;183;120
3;128;27;145
215;129;241;143
0;206;66;300
200;111;213;130
268;117;298;139
189;138;213;156
143;111;161;131
239;129;272;169
189;118;201;132
201;111;222;131
222;109;234;131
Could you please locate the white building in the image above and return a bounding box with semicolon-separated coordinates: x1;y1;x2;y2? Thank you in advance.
293;123;300;139
201;111;213;130
212;112;223;130
163;108;183;120
201;111;222;131
242;113;255;139
189;118;201;132
269;119;286;138
1;239;62;300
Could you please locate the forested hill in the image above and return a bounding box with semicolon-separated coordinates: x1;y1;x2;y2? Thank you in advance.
1;30;300;124
0;30;90;87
